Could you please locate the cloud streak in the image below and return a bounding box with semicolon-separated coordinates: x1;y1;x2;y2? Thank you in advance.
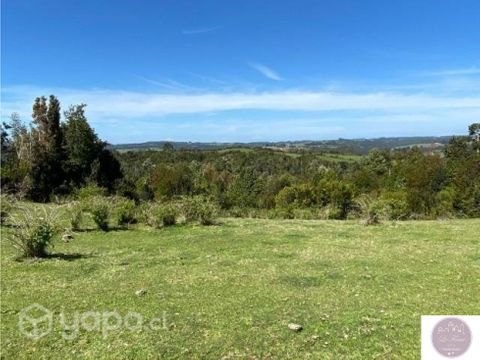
2;85;480;121
421;67;480;77
181;26;220;35
136;76;203;92
248;63;282;81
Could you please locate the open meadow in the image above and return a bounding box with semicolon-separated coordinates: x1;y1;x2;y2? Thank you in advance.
3;1;480;358
1;214;479;359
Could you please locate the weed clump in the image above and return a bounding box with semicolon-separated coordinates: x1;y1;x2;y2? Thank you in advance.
8;206;59;258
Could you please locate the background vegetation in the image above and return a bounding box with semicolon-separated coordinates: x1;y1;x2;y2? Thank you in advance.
2;96;479;222
1;96;479;359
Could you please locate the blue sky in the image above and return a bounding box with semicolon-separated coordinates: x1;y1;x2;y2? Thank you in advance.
2;0;480;143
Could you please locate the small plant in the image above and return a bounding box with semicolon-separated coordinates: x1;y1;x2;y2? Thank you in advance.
160;204;176;227
323;204;344;220
75;184;107;200
228;206;245;218
8;206;59;258
354;194;381;225
136;201;151;225
0;194;15;225
66;201;84;231
177;197;197;223
268;206;294;220
377;192;409;221
181;196;219;225
149;203;177;228
114;197;137;227
88;196;110;231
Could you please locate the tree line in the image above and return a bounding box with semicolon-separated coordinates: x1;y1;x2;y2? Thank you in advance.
1;96;479;219
1;96;121;201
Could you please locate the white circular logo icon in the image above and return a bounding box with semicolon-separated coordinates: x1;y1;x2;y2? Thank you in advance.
432;317;471;357
18;304;53;340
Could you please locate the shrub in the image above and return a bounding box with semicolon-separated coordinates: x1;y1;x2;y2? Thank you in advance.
279;206;295;219
159;205;176;227
377;191;409;220
157;203;177;227
197;201;218;225
0;194;15;225
178;197;198;223
323;204;344;220
136;178;155;201
180;196;219;225
75;184;107;200
275;186;297;208
354;194;381;225
364;206;381;225
115;179;139;202
142;204;156;227
227;206;245;218
433;187;455;218
114;197;137;227
66;201;83;230
136;201;151;225
147;203;177;228
315;178;353;219
292;208;320;220
8;206;59;258
87;196;110;231
275;183;316;209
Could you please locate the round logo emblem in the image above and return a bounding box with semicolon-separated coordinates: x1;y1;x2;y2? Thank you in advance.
432;317;471;357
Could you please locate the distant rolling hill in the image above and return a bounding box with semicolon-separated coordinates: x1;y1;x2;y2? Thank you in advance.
110;136;453;154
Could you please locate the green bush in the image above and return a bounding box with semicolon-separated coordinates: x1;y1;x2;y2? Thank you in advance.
282;207;295;220
136;201;151;225
142;203;156;227
178;197;198;223
266;206;294;220
275;183;316;208
324;204;345;220
198;202;218;225
433;187;455;218
292;208;320;220
66;201;83;230
315;178;353;219
147;203;177;228
87;196;110;231
8;206;59;258
75;184;107;200
227;206;245;218
353;194;381;225
158;204;177;227
114;197;137;227
275;186;297;208
377;191;409;220
180;196;219;225
0;194;15;225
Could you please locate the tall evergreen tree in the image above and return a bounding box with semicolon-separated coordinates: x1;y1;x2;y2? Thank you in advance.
62;104;101;185
29;95;65;201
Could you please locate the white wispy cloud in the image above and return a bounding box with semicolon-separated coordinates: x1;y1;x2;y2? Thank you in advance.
248;63;282;81
2;85;480;121
181;26;220;35
421;67;480;76
136;76;202;92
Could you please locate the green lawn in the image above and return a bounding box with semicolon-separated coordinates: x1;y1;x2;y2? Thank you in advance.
1;218;479;359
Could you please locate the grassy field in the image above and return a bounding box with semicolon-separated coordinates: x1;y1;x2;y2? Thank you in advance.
1;217;479;359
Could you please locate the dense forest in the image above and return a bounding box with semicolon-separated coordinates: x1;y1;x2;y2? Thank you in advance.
1;96;479;220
